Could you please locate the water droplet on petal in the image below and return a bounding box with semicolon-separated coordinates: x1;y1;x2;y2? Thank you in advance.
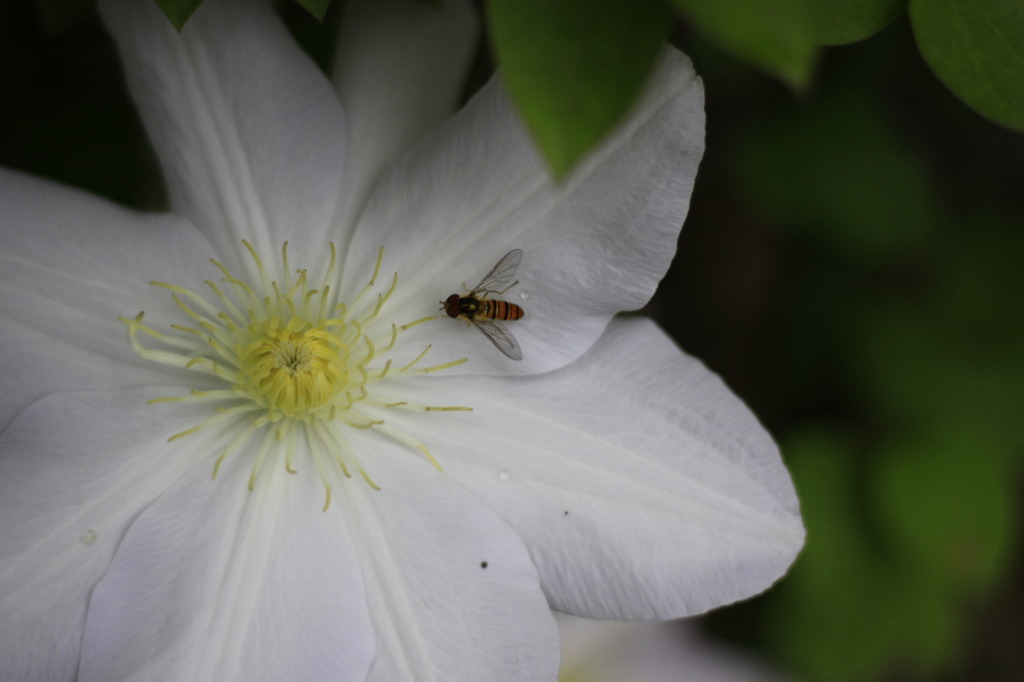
79;529;97;545
497;470;511;482
518;290;531;301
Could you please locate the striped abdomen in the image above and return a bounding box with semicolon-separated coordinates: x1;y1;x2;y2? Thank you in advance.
474;298;524;321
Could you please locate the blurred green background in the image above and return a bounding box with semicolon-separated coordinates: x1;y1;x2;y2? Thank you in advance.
2;1;1022;680
666;15;1024;682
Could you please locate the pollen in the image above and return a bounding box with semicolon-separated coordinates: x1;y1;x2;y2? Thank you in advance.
122;241;470;508
238;321;349;417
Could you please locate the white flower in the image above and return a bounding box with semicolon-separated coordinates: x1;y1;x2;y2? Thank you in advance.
556;612;795;682
0;0;804;680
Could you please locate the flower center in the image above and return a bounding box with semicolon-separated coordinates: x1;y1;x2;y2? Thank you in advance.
123;241;469;508
239;321;348;417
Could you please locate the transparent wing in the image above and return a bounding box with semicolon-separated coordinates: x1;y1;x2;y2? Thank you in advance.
472;318;523;361
471;249;523;296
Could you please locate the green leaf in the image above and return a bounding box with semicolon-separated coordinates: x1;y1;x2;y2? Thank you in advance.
487;0;671;178
154;0;203;32
809;0;906;45
766;430;901;681
767;425;1018;680
293;0;333;22
873;430;1017;599
668;0;818;89
909;0;1024;132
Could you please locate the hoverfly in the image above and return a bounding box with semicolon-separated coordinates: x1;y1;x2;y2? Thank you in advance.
441;249;525;361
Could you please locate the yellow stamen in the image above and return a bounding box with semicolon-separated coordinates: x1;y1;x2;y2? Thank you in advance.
124;241;474;504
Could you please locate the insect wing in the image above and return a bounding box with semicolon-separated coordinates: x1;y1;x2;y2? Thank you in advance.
471;249;523;296
471;318;523;361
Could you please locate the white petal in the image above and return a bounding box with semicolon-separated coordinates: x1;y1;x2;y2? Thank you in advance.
556;613;789;682
344;49;704;375
338;439;560;681
382;318;804;619
0;389;214;681
0;167;215;431
100;0;347;274
331;0;478;235
79;440;373;682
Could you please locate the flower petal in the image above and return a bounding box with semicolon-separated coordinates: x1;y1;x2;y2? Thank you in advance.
79;438;374;682
383;318;804;619
338;439;560;681
0;167;215;431
100;0;347;274
556;613;788;682
0;389;215;681
344;48;704;375
331;0;478;235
